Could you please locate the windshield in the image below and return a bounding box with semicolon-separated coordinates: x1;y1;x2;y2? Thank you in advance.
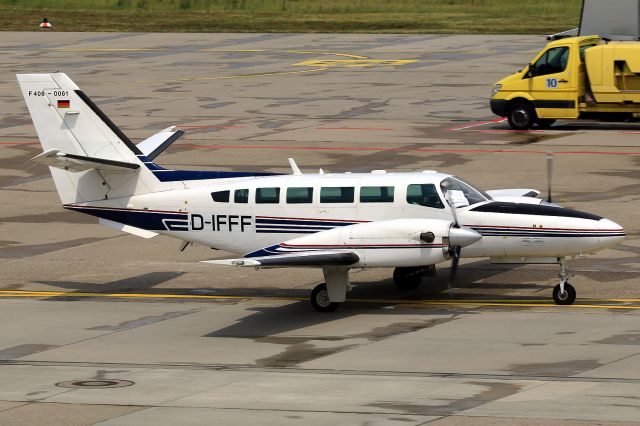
440;176;491;208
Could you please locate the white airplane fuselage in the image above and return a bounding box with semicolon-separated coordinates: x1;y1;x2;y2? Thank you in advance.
64;171;625;268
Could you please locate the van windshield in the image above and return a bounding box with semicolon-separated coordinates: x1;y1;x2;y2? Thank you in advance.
440;176;491;208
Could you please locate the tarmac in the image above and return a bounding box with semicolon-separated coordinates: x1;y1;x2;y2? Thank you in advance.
0;32;639;425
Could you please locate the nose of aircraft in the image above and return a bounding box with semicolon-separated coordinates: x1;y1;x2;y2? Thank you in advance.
597;217;626;247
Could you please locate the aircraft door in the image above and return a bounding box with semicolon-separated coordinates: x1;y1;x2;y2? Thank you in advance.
527;45;577;119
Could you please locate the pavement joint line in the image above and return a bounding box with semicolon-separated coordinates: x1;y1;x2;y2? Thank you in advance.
1;290;640;309
3;360;640;384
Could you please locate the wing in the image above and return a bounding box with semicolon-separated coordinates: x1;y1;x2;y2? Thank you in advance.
487;188;540;198
202;250;360;268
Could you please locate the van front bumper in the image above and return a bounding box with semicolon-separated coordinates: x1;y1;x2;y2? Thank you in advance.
490;99;508;117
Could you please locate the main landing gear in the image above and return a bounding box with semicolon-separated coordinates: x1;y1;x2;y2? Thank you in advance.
310;283;340;312
553;257;576;305
393;265;436;290
310;266;350;312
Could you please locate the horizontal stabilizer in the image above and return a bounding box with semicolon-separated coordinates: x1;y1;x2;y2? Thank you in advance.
202;250;360;268
136;127;184;160
99;218;158;239
31;149;140;173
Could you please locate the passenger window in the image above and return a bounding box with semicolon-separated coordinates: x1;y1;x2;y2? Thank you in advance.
211;190;230;203
406;184;444;209
256;187;280;204
531;46;569;77
320;187;354;203
287;187;313;204
360;186;394;203
234;189;249;204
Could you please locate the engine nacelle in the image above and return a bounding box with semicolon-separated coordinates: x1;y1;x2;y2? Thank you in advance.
281;218;455;268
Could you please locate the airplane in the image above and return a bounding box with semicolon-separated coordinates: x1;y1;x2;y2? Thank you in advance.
17;73;626;312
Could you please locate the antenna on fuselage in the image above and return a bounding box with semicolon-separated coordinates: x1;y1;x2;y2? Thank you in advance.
288;158;302;176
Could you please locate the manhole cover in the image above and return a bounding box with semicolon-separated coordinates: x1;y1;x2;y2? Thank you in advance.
56;379;134;389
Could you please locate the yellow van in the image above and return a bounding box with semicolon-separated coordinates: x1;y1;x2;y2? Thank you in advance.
491;36;640;129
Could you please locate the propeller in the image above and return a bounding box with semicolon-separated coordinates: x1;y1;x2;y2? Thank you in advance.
445;209;482;298
546;152;554;203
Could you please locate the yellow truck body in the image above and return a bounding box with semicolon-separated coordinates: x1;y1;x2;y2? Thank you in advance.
491;36;640;129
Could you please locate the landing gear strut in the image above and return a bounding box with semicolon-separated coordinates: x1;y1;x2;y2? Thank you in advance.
553;257;576;305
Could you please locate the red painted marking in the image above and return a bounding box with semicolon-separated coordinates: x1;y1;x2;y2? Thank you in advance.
0;141;39;145
258;215;368;223
446;117;506;131
280;243;444;248
317;127;394;131
186;144;640;156
178;125;243;129
466;224;623;232
474;129;546;134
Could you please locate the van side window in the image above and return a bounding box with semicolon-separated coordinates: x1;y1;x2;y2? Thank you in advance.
234;189;249;204
579;44;597;62
360;186;394;203
287;187;313;204
406;184;444;209
211;190;230;203
320;187;354;203
531;46;569;76
256;187;280;204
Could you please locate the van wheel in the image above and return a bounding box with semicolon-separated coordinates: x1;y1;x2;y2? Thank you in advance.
536;119;556;129
507;102;536;130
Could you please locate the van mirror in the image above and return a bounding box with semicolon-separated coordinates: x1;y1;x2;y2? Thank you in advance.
526;63;536;78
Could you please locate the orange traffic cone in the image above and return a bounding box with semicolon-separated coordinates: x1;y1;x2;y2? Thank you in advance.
39;18;52;29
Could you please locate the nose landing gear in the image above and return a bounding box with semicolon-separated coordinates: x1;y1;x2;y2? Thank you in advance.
553;257;576;305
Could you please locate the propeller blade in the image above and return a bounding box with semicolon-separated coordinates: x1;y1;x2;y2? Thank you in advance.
450;204;460;228
546;152;554;203
446;246;461;298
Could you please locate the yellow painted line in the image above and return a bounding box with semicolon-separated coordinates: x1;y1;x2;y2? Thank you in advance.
120;67;329;85
293;59;417;68
200;49;368;59
50;48;162;52
284;50;368;59
200;49;265;52
1;290;640;310
0;290;302;302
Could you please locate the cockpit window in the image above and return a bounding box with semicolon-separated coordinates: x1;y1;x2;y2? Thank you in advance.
406;184;444;209
440;177;490;208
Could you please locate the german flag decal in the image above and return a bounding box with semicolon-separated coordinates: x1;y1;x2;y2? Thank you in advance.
57;100;70;108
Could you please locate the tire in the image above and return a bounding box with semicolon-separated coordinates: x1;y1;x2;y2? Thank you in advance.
536;119;556;129
507;102;536;130
393;267;424;290
310;283;340;312
552;282;576;305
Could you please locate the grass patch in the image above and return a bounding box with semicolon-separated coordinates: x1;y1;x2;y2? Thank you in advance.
2;0;582;33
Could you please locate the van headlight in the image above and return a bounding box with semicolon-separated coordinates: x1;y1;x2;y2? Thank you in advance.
491;84;502;97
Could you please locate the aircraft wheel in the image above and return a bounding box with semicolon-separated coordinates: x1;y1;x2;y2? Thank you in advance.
507;102;536;130
536;119;556;129
393;267;424;290
310;283;340;312
552;282;576;305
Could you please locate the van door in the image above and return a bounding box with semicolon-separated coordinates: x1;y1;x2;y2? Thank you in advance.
527;46;577;119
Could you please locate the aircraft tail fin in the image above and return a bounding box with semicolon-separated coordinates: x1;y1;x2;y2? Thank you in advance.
17;72;165;204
